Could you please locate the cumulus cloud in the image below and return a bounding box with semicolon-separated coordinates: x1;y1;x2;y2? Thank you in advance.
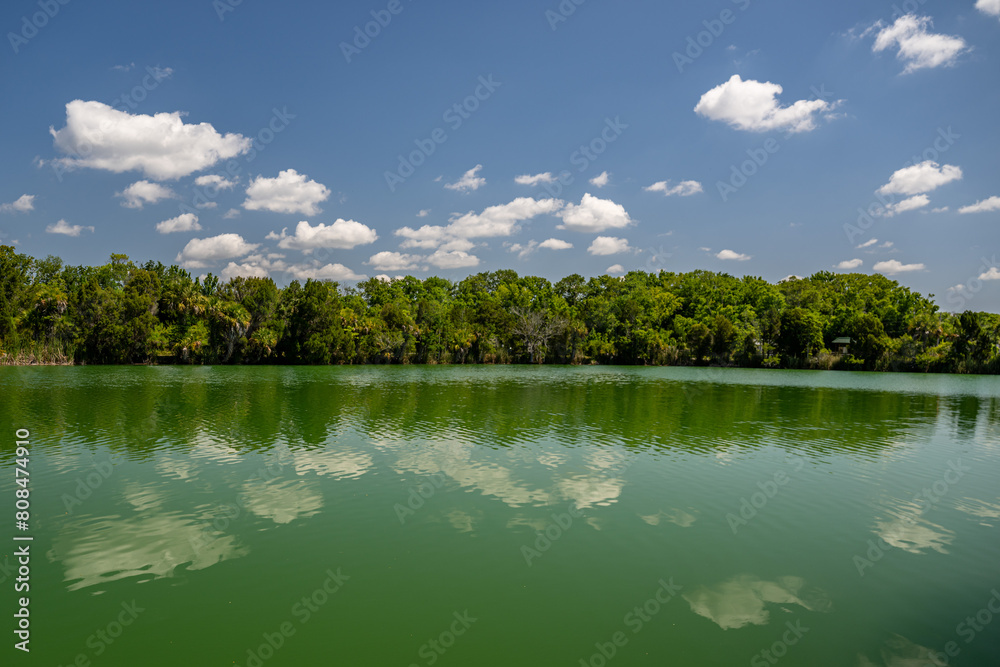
116;180;175;209
694;75;836;133
367;252;423;272
175;233;259;269
836;258;863;270
717;249;751;261
448;197;563;239
417;209;431;218
645;180;703;196
194;174;237;190
223;208;241;219
220;254;286;280
871;15;969;74
558;194;633;233
445;165;486;192
244;169;330;216
0;194;34;213
50;100;250;180
156;213;201;234
978;0;1000;18
880;194;931;217
873;259;925;275
397;197;563;251
286;261;364;282
590;171;610;187
878;161;962;196
958;196;1000;214
46;219;93;236
588;236;632;256
539;238;573;250
507;241;538;259
857;238;879;249
980;267;1000;281
426;249;480;269
606;264;625;274
266;219;378;253
515;172;556;186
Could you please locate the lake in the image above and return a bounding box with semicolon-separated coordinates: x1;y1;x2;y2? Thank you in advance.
2;366;999;666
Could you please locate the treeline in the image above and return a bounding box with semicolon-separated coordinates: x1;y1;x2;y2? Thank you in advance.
1;245;998;372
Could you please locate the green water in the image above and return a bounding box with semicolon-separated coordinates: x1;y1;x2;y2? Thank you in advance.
2;366;999;666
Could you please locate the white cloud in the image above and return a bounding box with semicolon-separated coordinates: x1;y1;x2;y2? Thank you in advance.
50;100;250;180
932;206;950;213
244;169;330;216
590;171;610;187
857;238;879;249
367;251;422;272
46;219;93;236
558;194;632;233
427;249;480;269
175;233;259;269
836;258;863;270
588;236;632;256
694;75;835;133
156;213;201;234
266;219;377;253
958;196;1000;214
980;267;1000;281
0;194;35;213
606;264;625;274
872;15;969;74
194;174;237;190
878;161;962;196
286;262;364;282
539;238;573;250
873;259;925;275
880;194;931;217
417;209;431;218
116;180;175;209
445;165;486;192
223;208;241;219
197;202;218;210
716;249;751;261
645;180;703;196
448;197;563;239
978;0;1000;18
220;254;286;280
507;241;538;259
515;172;556;186
396;225;450;249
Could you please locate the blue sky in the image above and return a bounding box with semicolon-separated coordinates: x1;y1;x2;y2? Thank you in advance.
1;0;999;310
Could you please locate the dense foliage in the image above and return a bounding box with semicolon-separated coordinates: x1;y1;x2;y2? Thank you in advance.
1;245;998;372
